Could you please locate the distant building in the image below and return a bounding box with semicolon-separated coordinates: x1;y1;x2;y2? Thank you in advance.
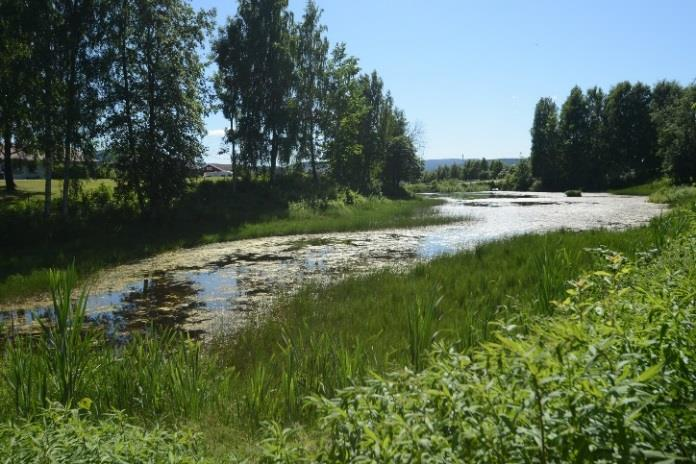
0;146;44;179
1;144;89;179
202;163;233;177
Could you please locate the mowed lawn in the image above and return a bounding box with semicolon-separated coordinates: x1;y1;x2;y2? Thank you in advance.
0;179;116;205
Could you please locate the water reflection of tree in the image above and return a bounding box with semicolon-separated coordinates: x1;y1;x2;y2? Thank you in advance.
113;274;207;338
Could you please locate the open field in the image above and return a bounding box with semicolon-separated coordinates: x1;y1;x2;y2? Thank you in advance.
0;179;116;206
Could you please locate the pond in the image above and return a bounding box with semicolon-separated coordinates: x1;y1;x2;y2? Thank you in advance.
0;192;665;338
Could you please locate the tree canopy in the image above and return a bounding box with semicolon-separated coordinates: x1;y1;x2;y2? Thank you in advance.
531;81;696;191
214;0;422;196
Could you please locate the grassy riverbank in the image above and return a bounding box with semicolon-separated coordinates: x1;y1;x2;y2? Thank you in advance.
405;178;492;194
607;178;671;196
0;179;455;303
258;204;696;462
0;185;693;462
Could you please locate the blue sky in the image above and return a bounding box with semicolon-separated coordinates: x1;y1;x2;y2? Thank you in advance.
197;0;696;161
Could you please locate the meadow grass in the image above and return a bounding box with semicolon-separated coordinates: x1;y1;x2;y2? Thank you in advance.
609;179;696;209
649;184;696;206
198;196;458;243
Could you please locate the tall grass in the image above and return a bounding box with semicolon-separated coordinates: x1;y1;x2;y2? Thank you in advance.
534;245;575;315
207;219;676;430
215;195;459;242
2;267;94;414
42;267;94;405
3;337;47;415
608;178;671;196
649;184;696;206
99;332;219;419
0;270;222;420
406;297;443;371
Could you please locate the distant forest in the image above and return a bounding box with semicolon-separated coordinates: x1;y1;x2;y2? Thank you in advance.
422;81;695;192
531;81;696;191
424;158;508;182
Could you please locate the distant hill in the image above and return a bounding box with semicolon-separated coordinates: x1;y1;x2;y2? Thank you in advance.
424;158;521;172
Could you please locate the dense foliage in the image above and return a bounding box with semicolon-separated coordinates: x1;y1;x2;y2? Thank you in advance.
410;157;533;193
102;0;214;213
0;0;214;216
0;407;209;463
531;81;696;191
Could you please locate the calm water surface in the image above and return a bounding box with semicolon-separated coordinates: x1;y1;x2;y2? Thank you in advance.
1;192;665;337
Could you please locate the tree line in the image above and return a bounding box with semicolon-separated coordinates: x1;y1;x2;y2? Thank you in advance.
0;0;422;218
531;81;696;191
214;0;422;197
424;158;507;182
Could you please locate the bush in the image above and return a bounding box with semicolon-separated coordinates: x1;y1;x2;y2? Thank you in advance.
529;179;543;192
565;189;582;197
0;406;210;463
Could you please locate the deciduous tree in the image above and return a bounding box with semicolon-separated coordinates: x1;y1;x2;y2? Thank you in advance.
530;97;560;190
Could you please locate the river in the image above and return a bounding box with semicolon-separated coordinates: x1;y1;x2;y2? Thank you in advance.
0;192;665;338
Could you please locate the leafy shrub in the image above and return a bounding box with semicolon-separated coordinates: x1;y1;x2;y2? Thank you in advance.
0;406;210;463
529;179;543;192
564;189;582;197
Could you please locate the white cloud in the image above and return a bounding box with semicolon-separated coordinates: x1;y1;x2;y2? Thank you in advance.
207;128;226;137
